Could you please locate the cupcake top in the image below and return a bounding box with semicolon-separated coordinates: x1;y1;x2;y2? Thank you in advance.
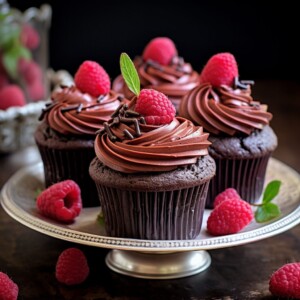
95;53;211;174
179;53;273;136
39;61;125;136
112;37;199;101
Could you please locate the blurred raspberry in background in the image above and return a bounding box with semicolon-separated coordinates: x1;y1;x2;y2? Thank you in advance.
0;0;51;110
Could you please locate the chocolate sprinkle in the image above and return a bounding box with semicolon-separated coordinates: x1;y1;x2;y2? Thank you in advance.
234;76;255;90
97;95;105;103
76;103;83;113
61;104;80;112
98;104;146;141
123;129;134;139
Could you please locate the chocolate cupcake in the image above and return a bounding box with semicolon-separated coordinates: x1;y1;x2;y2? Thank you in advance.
35;61;126;207
90;53;215;239
179;53;278;208
90;102;215;239
112;37;199;112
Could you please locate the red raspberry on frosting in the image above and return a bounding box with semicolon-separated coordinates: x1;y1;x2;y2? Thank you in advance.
56;248;89;285
142;37;177;66
207;198;253;236
0;271;19;300
199;52;238;87
0;85;26;110
74;60;110;97
36;180;82;223
269;262;300;298
135;89;176;125
213;188;241;208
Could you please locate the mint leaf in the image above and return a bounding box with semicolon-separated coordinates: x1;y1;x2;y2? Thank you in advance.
120;53;140;96
2;45;31;79
263;180;281;204
255;202;281;223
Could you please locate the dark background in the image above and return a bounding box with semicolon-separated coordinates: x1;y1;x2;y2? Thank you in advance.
8;0;300;81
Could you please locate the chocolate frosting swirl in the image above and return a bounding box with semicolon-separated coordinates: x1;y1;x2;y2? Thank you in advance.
179;83;273;136
113;56;199;101
94;117;211;173
42;86;123;136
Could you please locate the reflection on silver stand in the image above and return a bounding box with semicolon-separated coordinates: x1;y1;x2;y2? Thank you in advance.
106;250;211;279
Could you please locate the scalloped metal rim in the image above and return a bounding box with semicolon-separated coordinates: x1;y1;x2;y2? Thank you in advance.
1;158;300;252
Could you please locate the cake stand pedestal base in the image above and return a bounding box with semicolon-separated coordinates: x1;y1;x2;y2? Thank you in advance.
105;249;211;279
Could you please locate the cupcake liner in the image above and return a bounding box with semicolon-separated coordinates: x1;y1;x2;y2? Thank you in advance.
95;182;210;240
206;153;271;208
36;143;99;207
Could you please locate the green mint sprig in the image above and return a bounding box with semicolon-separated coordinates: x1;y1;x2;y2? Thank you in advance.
254;180;281;223
120;53;140;96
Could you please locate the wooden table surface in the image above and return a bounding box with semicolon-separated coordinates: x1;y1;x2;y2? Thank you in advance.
1;80;300;300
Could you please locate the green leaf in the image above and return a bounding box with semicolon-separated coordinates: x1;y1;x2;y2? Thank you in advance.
120;52;140;96
97;209;105;226
34;188;43;201
2;45;31;79
262;180;281;204
0;23;20;48
255;202;281;223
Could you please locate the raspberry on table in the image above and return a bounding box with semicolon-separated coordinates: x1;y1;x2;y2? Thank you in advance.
0;85;26;110
0;272;19;300
74;60;110;97
200;52;238;87
269;262;300;298
56;248;89;285
142;37;177;66
36;180;82;223
207;198;253;236
214;188;241;208
135;89;176;125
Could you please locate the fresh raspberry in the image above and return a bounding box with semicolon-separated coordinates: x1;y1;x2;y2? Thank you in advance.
20;24;40;50
135;89;176;125
74;60;110;97
214;188;241;208
36;180;82;223
142;37;177;66
27;79;45;101
56;248;89;285
199;52;238;87
18;58;42;85
269;263;300;298
0;272;19;300
0;85;26;110
207;198;253;236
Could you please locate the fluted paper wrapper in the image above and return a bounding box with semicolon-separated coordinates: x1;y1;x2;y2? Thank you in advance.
95;182;210;240
206;154;271;208
36;143;99;207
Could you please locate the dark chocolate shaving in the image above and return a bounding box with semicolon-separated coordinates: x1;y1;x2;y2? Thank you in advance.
98;104;146;142
76;103;83;113
145;60;163;71
104;122;117;142
97;95;105;103
60;104;80;112
234;77;255;90
123;129;134;139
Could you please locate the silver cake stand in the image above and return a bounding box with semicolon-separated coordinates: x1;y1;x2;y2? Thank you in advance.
1;158;300;279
